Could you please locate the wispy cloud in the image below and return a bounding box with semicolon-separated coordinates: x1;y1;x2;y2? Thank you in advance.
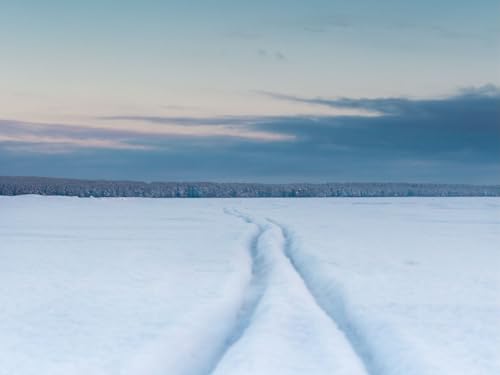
259;84;500;115
100;114;283;126
257;49;287;61
0;120;151;153
0;115;295;154
99;115;294;141
302;14;352;33
299;13;494;42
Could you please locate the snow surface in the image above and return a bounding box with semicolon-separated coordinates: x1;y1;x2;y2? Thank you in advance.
1;196;499;375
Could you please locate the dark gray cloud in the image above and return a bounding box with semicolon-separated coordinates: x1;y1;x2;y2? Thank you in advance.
259;84;500;115
255;86;500;163
1;87;499;183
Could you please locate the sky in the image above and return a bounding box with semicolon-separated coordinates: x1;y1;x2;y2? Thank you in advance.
1;0;499;183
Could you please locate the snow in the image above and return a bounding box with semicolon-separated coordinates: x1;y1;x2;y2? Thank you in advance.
1;196;499;375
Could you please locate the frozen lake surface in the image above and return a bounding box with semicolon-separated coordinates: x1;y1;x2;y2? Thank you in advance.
1;196;499;375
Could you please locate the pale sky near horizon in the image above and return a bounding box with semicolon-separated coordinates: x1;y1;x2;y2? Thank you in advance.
1;1;499;183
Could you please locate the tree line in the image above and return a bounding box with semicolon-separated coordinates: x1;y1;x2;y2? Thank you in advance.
0;176;499;198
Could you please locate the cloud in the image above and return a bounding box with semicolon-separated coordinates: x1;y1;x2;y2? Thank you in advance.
457;84;500;98
299;14;493;41
258;90;404;115
100;115;272;126
1;86;498;183
0;120;151;153
260;84;500;116
0;115;294;154
254;86;500;165
302;14;352;33
257;49;287;61
99;115;294;141
0;135;149;153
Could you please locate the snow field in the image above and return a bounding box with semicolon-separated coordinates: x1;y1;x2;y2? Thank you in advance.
0;197;253;375
1;196;499;375
244;198;500;375
211;211;367;374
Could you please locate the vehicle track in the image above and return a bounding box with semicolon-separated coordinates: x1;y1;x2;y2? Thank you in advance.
203;209;271;374
269;218;377;375
208;209;371;375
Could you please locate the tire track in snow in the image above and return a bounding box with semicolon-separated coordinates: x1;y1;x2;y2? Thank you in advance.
123;210;268;375
268;218;378;375
211;209;369;375
202;209;271;374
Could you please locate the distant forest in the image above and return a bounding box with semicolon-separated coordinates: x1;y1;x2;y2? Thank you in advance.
1;176;499;198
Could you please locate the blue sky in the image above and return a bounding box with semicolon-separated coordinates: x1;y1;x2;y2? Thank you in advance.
1;1;499;183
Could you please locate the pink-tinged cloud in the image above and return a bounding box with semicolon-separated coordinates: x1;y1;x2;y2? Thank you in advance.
0;117;295;153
